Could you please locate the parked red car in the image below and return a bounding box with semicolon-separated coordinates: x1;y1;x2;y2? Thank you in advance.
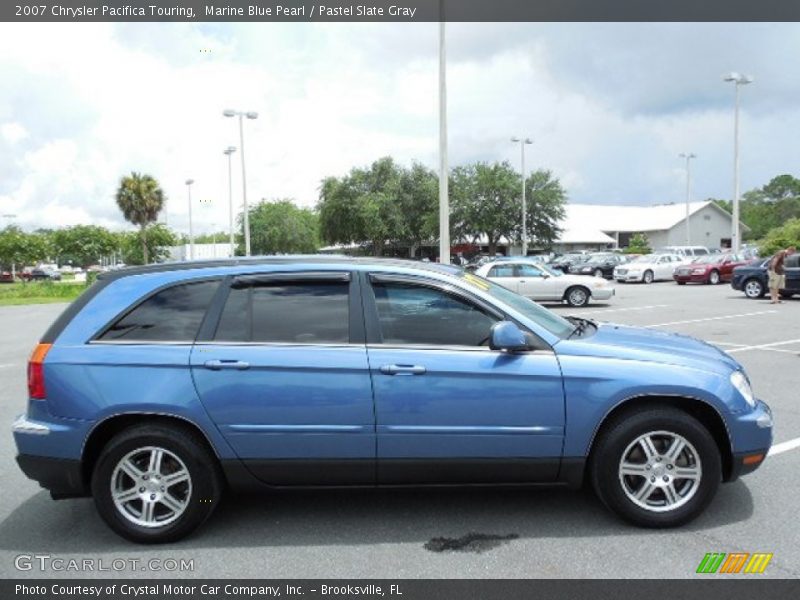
673;253;748;285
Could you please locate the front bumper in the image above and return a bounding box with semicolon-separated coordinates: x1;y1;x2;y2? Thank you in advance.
673;273;707;283
614;273;643;282
726;400;772;482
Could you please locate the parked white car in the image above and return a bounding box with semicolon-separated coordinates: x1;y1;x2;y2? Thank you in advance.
613;253;685;283
476;261;615;307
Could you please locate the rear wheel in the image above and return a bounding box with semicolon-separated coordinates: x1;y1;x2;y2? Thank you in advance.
91;424;223;543
565;286;590;307
708;270;720;285
594;269;604;278
643;270;654;284
779;291;795;299
590;408;721;528
743;278;765;299
676;281;686;285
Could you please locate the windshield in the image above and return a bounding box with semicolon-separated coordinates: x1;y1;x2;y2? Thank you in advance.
457;272;574;338
538;263;563;276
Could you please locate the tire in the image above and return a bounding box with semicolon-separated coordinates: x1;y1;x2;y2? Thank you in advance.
590;407;721;528
708;270;720;285
676;281;686;286
743;278;765;299
565;286;590;307
779;291;794;300
594;269;604;278
643;270;654;284
91;423;223;543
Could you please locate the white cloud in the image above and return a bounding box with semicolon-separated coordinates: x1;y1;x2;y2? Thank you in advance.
1;22;799;235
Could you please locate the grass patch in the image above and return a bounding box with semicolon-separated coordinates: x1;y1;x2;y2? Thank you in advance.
0;282;86;306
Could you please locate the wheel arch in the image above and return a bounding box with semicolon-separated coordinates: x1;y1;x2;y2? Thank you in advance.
81;413;222;489
580;395;734;485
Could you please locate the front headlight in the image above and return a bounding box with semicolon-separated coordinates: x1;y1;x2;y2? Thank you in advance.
730;370;755;408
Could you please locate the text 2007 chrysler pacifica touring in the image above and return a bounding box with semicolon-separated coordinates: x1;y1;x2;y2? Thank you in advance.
13;257;772;543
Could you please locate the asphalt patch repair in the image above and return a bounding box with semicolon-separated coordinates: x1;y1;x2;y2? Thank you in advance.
424;532;519;553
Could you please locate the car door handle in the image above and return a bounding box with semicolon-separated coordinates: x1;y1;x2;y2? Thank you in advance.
379;364;426;376
204;359;250;370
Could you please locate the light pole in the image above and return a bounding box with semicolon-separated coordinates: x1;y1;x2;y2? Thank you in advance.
679;153;696;246
723;72;752;253
223;146;237;257
438;17;450;265
223;108;258;256
511;137;533;255
185;179;195;260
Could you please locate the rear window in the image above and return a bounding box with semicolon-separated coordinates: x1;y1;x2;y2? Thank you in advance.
214;282;350;344
98;280;219;342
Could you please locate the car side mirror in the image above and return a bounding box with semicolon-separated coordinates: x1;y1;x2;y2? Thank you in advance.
489;321;530;353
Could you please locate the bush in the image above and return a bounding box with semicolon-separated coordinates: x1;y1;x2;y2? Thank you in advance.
758;218;800;256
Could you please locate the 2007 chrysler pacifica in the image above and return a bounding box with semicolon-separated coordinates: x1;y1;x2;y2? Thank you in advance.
13;257;773;543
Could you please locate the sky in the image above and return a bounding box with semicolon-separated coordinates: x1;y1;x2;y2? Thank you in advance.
2;22;800;235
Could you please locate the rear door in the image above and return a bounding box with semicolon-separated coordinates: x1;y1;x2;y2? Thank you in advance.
485;264;518;293
190;271;376;486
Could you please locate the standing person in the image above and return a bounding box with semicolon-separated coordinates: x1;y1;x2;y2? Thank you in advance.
768;246;796;304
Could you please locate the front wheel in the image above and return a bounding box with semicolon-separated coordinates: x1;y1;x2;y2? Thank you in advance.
594;269;604;278
743;278;765;299
643;270;654;284
91;424;223;543
565;286;590;307
590;408;721;528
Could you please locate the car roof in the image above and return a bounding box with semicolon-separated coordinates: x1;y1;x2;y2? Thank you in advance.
95;255;464;283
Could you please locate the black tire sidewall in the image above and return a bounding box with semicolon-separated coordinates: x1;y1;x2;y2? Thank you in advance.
591;409;722;528
91;425;222;544
643;270;653;284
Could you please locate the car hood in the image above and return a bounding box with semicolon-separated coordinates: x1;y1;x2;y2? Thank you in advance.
555;322;740;375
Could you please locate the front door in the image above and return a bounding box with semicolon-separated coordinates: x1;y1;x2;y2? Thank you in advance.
363;274;565;485
191;272;375;486
515;263;558;300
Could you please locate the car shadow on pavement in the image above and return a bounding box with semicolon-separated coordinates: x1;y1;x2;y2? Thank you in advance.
0;481;754;552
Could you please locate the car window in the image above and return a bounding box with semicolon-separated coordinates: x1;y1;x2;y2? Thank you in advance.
99;280;219;342
786;254;800;269
371;281;498;347
488;265;515;278
516;264;543;277
215;281;349;344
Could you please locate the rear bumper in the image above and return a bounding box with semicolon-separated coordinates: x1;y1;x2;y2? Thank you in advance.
591;288;615;301
16;454;87;499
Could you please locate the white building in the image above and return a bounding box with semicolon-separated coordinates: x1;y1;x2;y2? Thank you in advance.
167;244;234;261
555;201;746;252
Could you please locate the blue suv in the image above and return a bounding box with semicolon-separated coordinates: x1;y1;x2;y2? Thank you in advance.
13;257;772;543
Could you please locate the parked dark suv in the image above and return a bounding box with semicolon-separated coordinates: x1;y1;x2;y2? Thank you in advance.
731;255;800;299
13;257;772;543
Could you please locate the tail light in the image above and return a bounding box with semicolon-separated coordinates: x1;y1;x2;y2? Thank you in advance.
27;343;52;399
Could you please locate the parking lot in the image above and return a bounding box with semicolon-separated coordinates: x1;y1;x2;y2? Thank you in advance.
0;280;798;579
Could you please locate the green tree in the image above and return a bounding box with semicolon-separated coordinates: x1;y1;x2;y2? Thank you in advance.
0;226;50;269
625;232;651;254
758;218;800;256
115;172;166;264
396;163;438;257
51;225;119;268
450;161;521;256
246;199;319;255
318;157;408;256
119;223;178;265
521;169;567;248
194;231;229;245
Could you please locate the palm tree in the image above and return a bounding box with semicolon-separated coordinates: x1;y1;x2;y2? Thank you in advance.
115;172;165;264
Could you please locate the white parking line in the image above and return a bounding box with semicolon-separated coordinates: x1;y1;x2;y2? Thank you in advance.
646;310;778;328
0;363;19;369
768;437;800;456
582;304;670;316
727;338;800;354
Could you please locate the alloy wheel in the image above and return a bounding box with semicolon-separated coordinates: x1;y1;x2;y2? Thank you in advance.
744;280;763;298
110;446;192;528
618;430;702;513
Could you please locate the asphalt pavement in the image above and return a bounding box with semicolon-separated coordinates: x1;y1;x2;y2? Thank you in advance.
0;281;797;579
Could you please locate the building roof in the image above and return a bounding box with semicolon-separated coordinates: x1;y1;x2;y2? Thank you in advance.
562;201;728;234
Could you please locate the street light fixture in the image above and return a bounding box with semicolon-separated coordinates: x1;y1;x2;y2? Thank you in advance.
723;72;753;252
223;146;237;257
679;153;696;246
185;179;195;260
511;137;533;255
223;108;258;256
